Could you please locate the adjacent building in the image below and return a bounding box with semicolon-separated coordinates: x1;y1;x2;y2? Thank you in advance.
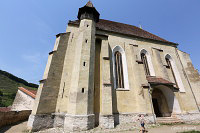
11;87;36;111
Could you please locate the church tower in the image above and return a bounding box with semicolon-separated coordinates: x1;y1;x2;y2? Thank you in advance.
27;1;100;131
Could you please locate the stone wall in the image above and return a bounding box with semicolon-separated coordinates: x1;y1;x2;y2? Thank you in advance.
0;110;31;128
176;113;200;124
113;113;155;125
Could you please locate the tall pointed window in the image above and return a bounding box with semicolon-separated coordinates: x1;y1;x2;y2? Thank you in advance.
140;49;155;76
141;53;150;76
112;46;129;90
165;54;185;92
166;58;178;88
114;51;124;88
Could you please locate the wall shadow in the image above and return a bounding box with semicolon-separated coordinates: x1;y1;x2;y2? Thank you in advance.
109;44;119;127
0;120;28;133
94;39;102;127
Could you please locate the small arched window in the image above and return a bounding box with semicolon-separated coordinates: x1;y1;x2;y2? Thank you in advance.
141;53;150;76
114;51;124;88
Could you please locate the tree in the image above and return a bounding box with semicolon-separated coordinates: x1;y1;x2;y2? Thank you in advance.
0;90;3;106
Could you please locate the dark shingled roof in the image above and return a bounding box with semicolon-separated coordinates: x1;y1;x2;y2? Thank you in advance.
69;19;177;45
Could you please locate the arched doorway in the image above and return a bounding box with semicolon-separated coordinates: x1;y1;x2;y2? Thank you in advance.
152;89;171;117
151;85;181;117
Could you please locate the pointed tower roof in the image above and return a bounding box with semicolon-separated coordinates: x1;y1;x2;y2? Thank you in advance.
85;1;94;8
77;1;100;22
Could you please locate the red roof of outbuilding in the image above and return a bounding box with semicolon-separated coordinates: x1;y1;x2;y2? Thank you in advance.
18;87;37;99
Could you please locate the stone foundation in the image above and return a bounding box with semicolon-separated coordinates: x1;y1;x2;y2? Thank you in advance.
99;115;114;129
64;114;95;131
53;113;65;128
113;113;155;125
27;112;200;132
27;114;54;131
175;112;200;123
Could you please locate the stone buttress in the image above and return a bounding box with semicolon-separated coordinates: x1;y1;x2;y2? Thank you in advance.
27;33;70;131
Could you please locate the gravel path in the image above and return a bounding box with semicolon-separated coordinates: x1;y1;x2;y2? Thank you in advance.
0;121;200;133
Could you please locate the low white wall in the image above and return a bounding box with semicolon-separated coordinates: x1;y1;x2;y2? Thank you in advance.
11;89;34;111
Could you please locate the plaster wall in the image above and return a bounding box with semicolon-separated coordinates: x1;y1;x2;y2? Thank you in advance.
61;25;200;115
11;90;34;111
98;30;199;114
177;50;200;108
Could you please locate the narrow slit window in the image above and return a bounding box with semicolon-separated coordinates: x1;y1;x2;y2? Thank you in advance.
61;82;65;98
115;51;124;88
141;53;150;76
83;61;86;66
82;88;84;93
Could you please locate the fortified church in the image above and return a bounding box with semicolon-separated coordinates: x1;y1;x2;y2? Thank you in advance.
27;1;200;132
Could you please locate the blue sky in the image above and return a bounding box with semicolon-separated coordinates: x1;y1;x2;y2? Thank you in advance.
0;0;199;84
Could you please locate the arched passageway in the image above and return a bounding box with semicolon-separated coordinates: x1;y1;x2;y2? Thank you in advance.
151;85;181;117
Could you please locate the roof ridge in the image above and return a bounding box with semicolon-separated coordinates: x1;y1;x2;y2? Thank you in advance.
68;19;177;45
100;19;168;42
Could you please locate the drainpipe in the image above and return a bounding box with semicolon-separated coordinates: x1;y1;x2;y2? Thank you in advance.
148;83;156;124
175;48;200;112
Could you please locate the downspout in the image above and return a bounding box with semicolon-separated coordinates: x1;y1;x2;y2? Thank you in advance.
175;48;200;112
148;83;156;124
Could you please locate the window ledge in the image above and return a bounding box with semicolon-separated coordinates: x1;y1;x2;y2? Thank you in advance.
116;88;130;91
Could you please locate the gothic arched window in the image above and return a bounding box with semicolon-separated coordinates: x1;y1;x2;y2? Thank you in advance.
141;53;150;76
114;51;124;88
112;46;129;90
165;54;185;92
165;57;178;88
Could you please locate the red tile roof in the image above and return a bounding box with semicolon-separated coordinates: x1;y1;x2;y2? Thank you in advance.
0;107;11;112
147;76;174;85
68;19;178;45
18;87;36;99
